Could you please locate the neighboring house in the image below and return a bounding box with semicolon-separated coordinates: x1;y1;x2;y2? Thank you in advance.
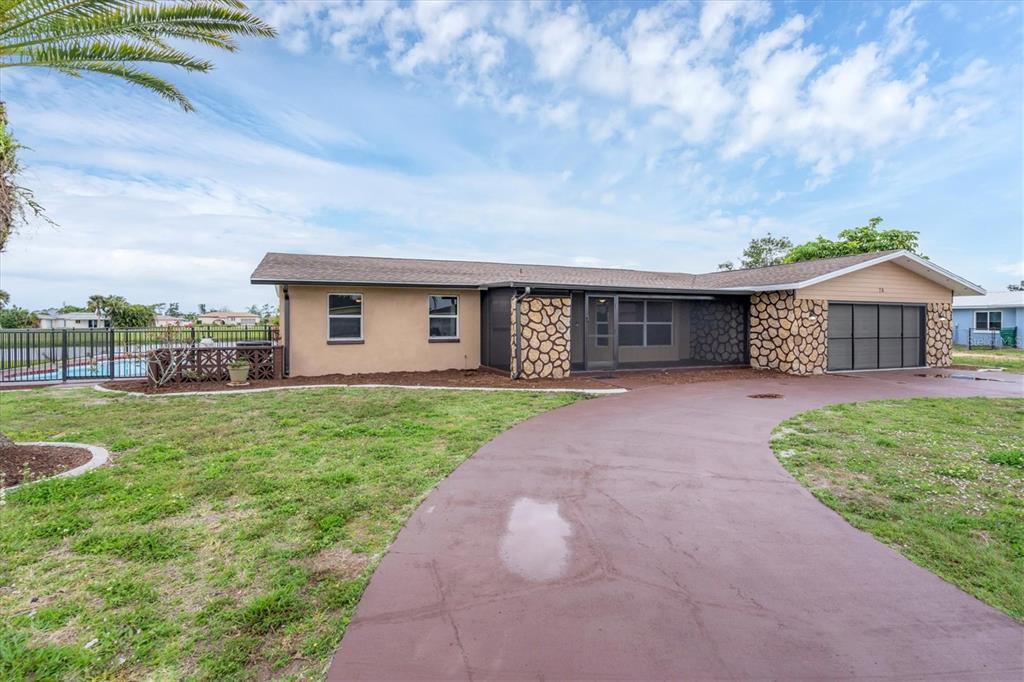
153;314;187;327
952;291;1024;348
197;311;262;326
252;249;984;380
37;311;111;329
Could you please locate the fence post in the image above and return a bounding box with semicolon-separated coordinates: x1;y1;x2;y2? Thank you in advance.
191;326;197;344
61;329;68;381
108;327;116;378
968;328;972;350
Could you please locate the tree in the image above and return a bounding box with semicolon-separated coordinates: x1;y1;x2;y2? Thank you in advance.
197;303;207;314
112;303;154;327
785;217;922;263
57;303;87;313
0;1;275;253
165;302;181;316
718;233;793;271
0;288;8;309
0;103;50;251
0;305;36;328
1008;281;1023;292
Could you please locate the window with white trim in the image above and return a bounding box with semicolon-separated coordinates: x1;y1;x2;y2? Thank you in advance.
974;311;1002;331
428;295;459;339
618;299;672;347
328;293;362;340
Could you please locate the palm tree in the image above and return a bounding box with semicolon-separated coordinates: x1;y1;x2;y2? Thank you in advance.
0;0;276;252
0;0;276;111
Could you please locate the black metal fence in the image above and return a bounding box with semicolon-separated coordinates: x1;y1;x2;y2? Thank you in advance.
0;326;277;383
954;326;1019;350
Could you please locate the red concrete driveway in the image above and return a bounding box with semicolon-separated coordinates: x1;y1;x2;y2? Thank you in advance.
330;369;1023;681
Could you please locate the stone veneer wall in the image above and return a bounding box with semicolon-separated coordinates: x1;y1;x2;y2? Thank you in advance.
689;301;747;364
925;302;953;367
511;296;571;379
750;291;828;375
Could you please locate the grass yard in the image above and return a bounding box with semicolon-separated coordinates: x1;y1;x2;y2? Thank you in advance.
0;386;583;680
772;397;1024;621
952;346;1024;373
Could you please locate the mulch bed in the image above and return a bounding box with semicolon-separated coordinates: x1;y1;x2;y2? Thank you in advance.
99;365;773;395
1;444;92;487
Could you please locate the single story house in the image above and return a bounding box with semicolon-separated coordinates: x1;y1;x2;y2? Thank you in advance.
952;291;1023;348
37;311;110;329
197;311;262;326
154;314;187;327
251;249;984;379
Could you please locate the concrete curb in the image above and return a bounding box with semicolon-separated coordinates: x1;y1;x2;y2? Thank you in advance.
93;383;627;398
2;442;110;493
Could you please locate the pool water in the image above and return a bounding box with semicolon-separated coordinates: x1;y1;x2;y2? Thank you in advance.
5;357;149;382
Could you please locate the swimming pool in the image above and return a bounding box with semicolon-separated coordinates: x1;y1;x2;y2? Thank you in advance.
3;357;149;382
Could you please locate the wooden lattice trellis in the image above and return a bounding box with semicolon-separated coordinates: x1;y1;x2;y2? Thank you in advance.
148;346;283;384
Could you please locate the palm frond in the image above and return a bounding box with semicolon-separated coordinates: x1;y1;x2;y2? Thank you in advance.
70;60;194;109
2;2;276;50
0;0;276;110
3;40;214;71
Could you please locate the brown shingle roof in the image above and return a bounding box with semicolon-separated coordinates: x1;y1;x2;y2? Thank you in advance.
250;249;904;292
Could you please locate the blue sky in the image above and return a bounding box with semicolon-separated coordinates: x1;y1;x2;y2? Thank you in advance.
1;0;1021;312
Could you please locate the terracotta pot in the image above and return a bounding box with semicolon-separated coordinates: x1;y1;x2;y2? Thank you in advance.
228;365;250;384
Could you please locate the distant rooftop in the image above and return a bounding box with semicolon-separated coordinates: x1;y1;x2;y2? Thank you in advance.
953;291;1024;309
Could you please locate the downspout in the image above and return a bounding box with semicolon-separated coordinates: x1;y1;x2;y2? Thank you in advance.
512;286;531;379
282;285;291;377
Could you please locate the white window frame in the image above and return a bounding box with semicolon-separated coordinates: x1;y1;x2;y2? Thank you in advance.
428;294;460;340
327;292;364;341
618;299;673;347
974;311;1002;331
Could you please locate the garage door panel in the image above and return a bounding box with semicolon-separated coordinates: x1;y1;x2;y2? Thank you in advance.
903;338;921;367
828;339;852;371
854;339;878;369
902;307;920;336
829;305;852;339
853;305;878;337
879;339;902;368
879;306;901;336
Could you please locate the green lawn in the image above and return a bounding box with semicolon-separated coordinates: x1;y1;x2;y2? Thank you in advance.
772;398;1024;621
952;346;1024;373
0;387;583;680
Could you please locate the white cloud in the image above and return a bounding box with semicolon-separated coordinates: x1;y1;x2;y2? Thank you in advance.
246;1;997;183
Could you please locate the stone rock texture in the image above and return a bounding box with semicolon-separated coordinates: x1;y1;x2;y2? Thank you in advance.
511;296;571;379
689;301;747;364
925;302;953;367
750;291;828;375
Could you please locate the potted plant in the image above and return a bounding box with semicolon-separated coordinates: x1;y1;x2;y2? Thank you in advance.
227;358;250;385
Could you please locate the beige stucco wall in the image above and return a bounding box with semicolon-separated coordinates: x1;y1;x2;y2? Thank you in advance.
795;261;952;303
284;285;480;377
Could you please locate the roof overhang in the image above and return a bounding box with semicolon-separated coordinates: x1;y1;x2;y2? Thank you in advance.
718;251;985;297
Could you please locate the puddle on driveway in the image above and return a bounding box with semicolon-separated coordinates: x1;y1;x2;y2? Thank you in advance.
499;498;572;582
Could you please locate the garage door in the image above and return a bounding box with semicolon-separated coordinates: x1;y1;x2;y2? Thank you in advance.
827;304;925;371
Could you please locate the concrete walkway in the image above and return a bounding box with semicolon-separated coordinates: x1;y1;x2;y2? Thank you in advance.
329;369;1024;681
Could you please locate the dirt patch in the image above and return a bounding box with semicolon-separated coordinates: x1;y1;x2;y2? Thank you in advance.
302;546;371;580
98;366;774;394
1;444;92;487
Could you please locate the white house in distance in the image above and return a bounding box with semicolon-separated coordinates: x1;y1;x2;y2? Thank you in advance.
153;314;187;327
197;311;262;326
37;311;111;329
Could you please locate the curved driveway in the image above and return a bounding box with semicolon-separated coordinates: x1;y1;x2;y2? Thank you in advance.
330;369;1023;681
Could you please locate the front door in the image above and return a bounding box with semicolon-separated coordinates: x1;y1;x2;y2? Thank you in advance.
585;296;614;370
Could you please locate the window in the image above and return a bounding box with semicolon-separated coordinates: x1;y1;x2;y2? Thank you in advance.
974;311;1002;331
428;295;459;339
328;293;362;340
618;299;673;347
